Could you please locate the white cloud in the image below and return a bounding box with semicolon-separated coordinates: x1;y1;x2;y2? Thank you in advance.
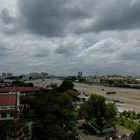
0;0;140;76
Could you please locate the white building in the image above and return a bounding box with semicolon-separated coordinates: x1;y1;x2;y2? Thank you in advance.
0;92;20;120
76;92;89;102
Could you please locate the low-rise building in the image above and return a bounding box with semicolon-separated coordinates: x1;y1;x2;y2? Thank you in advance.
0;86;36;93
0;92;20;120
76;92;89;102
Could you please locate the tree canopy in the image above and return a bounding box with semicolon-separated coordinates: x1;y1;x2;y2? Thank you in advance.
20;81;78;140
12;80;34;87
59;80;74;92
132;128;140;140
79;94;117;126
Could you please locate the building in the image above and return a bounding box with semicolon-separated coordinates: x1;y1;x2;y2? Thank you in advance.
29;72;41;79
78;72;83;78
0;73;13;79
0;92;20;120
41;72;48;78
0;86;36;93
0;73;6;79
2;73;6;77
76;92;89;102
7;73;13;78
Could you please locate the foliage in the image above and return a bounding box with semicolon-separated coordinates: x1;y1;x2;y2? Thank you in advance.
79;94;117;126
0;120;14;140
0;120;27;139
116;117;140;131
120;111;140;120
105;103;117;125
0;80;77;139
137;113;140;119
132;128;140;140
59;80;74;92
21;82;78;140
63;90;78;102
12;80;34;87
32;121;64;140
20;96;37;118
20;96;36;105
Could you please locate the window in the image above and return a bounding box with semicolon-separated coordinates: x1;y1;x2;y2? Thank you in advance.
1;113;7;118
1;107;7;110
10;107;15;109
10;112;14;117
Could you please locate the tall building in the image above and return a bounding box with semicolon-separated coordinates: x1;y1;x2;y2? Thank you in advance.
78;72;83;77
7;73;13;78
2;73;6;76
2;73;6;78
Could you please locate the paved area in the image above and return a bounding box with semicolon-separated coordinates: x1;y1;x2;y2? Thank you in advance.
115;125;133;136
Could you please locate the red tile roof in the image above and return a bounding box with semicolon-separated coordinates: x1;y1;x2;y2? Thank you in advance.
0;86;35;92
0;94;16;105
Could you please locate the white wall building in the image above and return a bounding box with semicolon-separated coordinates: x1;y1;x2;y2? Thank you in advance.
0;92;20;120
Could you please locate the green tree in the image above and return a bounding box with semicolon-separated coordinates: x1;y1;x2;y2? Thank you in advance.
32;120;64;140
0;121;14;140
105;103;117;125
132;128;140;140
12;80;34;87
79;94;117;126
59;80;74;92
29;87;77;140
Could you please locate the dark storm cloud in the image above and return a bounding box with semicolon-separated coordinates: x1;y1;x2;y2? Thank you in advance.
76;0;140;33
18;0;89;37
0;8;21;35
93;0;140;32
2;0;140;36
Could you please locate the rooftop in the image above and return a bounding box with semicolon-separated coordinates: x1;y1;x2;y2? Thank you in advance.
0;86;35;93
76;92;89;99
0;93;16;105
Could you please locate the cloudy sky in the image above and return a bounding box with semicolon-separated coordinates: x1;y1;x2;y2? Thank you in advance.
0;0;140;76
